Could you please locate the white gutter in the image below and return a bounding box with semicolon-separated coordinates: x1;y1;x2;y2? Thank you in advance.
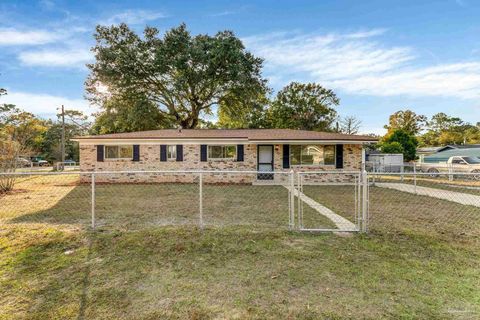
72;138;375;145
248;140;374;144
71;138;250;144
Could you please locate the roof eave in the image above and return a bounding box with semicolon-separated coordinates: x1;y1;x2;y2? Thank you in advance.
71;137;376;144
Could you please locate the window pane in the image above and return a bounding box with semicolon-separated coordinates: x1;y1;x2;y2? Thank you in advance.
119;146;133;158
208;146;223;158
105;146;118;159
225;145;236;158
324;145;335;165
289;145;336;165
167;145;176;159
290;145;301;165
302;145;322;165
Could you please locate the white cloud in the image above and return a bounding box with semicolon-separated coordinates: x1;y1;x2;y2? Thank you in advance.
1;91;96;117
0;28;61;46
344;28;388;39
103;9;167;25
209;10;236;17
18;47;92;68
331;62;480;99
39;0;55;10
244;30;480;99
244;31;413;80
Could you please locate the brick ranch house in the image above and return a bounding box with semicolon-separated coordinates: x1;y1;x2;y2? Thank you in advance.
72;129;376;183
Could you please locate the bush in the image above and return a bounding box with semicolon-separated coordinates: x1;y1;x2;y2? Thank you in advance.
380;141;404;154
381;129;418;161
0;139;20;193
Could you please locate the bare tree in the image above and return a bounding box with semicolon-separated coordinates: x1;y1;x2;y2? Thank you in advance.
0;139;20;192
0;104;47;192
339;116;362;134
0;91;19;192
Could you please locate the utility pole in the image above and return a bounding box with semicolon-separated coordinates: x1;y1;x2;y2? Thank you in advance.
60;105;65;171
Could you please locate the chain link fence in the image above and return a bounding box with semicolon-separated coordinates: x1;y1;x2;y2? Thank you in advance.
366;160;480;177
368;172;480;239
0;171;295;231
0;172;91;228
1;170;479;239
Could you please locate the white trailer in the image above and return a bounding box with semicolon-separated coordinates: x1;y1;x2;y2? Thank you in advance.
367;153;404;172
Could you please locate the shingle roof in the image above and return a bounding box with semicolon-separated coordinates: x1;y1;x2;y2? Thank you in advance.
74;129;377;142
439;144;480;151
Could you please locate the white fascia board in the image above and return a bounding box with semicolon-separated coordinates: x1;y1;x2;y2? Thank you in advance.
72;138;250;145
71;138;375;145
249;140;372;144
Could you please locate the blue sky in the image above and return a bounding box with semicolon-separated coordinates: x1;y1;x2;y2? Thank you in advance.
1;0;480;134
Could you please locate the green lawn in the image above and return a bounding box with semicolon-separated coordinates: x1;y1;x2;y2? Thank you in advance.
0;175;479;319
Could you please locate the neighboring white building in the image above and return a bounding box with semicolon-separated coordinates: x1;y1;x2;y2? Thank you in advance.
366;153;404;172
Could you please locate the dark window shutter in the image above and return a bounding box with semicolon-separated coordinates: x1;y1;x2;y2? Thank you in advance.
97;145;104;162
176;145;183;161
336;144;344;169
237;145;244;162
200;145;207;162
160;145;167;162
133;145;140;161
282;144;290;169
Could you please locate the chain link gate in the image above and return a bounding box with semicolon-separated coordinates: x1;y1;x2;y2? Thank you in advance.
291;171;366;232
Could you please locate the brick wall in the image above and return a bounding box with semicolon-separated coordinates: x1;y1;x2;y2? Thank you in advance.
79;143;363;183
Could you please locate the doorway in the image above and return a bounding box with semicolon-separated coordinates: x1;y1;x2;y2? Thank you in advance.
257;145;274;180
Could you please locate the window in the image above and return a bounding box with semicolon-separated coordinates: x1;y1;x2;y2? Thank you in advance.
324;145;335;165
104;145;133;159
463;157;480;164
167;145;176;160
208;145;236;159
290;145;335;166
451;158;465;164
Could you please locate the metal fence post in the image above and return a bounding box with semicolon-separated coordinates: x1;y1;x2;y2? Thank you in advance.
297;172;303;230
355;174;361;231
91;173;95;229
413;163;417;195
361;170;368;233
372;162;376;185
199;172;204;229
289;170;295;230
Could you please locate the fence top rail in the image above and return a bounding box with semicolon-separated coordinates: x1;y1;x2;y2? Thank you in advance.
368;171;480;176
1;169;295;176
3;170;479;176
298;171;361;175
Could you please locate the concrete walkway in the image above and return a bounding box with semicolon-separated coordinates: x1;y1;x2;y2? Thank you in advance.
376;183;480;208
285;186;357;231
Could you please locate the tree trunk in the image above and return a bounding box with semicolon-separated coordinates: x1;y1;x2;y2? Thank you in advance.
180;111;200;129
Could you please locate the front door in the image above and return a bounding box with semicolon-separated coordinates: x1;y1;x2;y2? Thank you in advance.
257;145;274;180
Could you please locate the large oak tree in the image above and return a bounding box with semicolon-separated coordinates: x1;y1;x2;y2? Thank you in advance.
86;23;268;129
268;82;339;131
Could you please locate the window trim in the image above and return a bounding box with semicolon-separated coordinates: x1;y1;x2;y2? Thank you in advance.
289;144;336;167
167;145;177;160
207;144;237;161
103;145;134;160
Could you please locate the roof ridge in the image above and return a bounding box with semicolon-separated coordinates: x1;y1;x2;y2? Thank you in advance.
72;128;377;142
